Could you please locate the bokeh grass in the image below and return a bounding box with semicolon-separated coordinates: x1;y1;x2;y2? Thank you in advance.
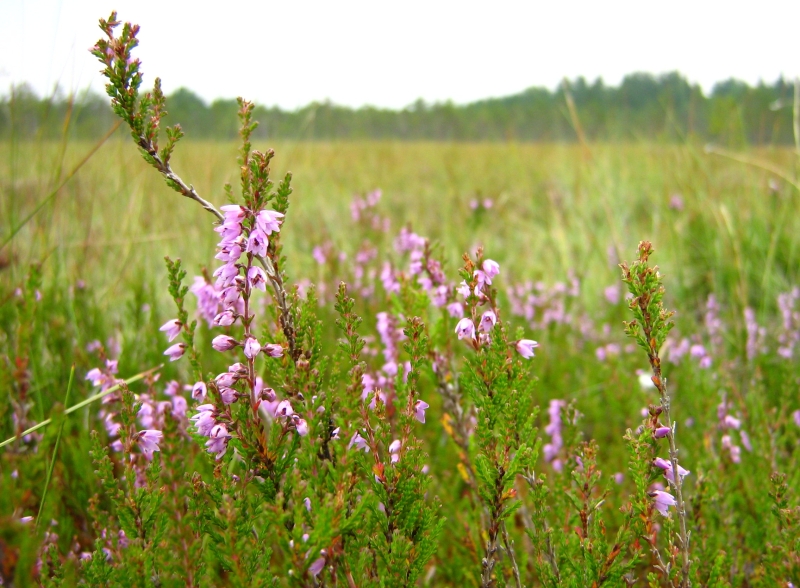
3;139;798;308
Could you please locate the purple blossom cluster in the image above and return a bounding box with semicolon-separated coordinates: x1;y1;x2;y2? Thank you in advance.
543;399;566;472
507;276;580;331
351;188;390;232
717;398;751;463
777;287;800;358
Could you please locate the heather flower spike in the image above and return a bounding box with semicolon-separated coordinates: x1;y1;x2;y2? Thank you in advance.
622;241;690;585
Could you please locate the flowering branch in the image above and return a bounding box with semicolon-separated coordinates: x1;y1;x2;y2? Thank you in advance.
621;240;691;587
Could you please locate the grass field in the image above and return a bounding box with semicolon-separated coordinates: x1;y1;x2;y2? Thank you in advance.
4;139;798;303
2;133;800;586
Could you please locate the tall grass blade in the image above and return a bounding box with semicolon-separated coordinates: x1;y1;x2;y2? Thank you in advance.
0;120;122;254
35;365;75;529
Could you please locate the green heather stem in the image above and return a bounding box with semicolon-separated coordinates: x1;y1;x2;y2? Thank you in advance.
653;372;691;588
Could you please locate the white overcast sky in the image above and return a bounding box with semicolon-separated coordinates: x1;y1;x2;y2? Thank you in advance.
1;0;798;110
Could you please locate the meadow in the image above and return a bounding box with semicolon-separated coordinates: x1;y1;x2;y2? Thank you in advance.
1;17;800;587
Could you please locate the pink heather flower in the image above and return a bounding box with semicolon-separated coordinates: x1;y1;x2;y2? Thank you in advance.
653;457;690;483
159;319;182;342
479;310;497;333
20;515;34;524
723;415;741;430
794;410;800;427
86;368;105;387
651;490;677;516
163;343;187;362
482;259;500;281
206;424;230;459
248;266;267;291
388;439;402;463
229;362;247;374
721;434;742;463
213;310;236;327
349;431;370;452
219;388;237;405
414;400;430;424
312;246;327;265
191;404;217;436
741;430;752;452
295;419;309;436
192;382;207;402
215;242;243;263
164;380;180;397
220;204;246;220
172;396;188;418
380;262;400;294
654;426;671;439
259;383;277;402
604;284;621;305
213;262;239;288
138;402;154;428
446;301;464;318
264;343;284;357
212;335;238;352
221;286;240;308
104;414;121;437
215;372;238;388
515;339;538;358
455;317;476;340
613;472;625;484
308;556;326;577
244;337;261;359
256;210;284;235
669;194;684;211
276;400;294;418
191;277;222;326
215;220;242;244
137;430;163;458
456;281;471;299
246;228;269;257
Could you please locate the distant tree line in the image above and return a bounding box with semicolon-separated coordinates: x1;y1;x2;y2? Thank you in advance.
1;72;796;145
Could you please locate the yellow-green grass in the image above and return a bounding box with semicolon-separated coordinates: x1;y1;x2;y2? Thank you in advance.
2;139;798;320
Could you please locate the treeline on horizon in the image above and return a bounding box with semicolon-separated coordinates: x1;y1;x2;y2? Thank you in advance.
1;71;797;144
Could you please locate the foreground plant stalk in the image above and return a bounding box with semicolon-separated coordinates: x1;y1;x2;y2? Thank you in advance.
621;241;691;587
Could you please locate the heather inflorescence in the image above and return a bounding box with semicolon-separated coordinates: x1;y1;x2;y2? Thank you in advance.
3;11;800;588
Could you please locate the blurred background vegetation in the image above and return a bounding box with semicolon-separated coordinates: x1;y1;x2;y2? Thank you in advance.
2;71;796;145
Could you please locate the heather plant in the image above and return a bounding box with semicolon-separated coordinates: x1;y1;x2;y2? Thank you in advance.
3;11;800;588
